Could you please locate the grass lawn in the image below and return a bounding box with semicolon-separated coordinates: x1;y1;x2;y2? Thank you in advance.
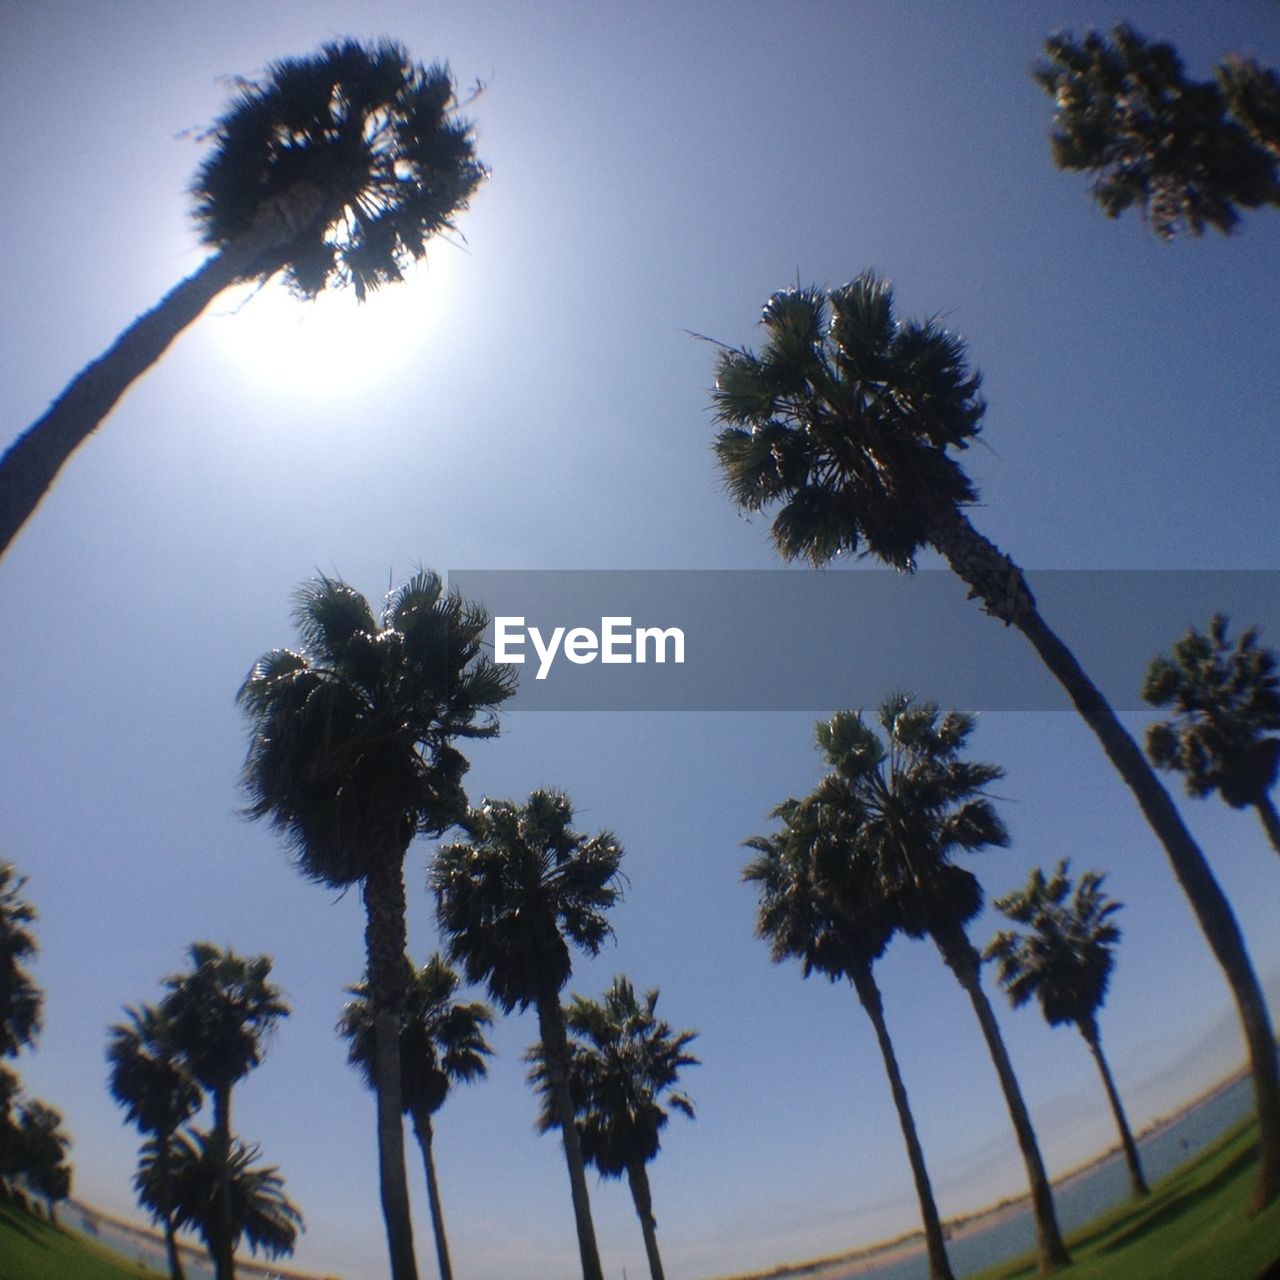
970;1118;1280;1280
0;1200;165;1280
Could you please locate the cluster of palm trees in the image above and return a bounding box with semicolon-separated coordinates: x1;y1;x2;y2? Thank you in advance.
107;943;297;1280
0;864;73;1223
0;16;1276;1280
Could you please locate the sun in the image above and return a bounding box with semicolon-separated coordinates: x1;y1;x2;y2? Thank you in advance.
205;250;461;399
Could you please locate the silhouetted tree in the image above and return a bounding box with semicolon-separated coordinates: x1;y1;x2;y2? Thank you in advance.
240;571;513;1280
1036;24;1280;238
1144;614;1280;855
987;861;1148;1198
432;791;623;1280
339;955;493;1280
0;39;486;557
0;864;42;1058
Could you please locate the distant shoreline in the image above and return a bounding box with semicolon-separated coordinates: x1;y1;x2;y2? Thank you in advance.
710;1064;1252;1280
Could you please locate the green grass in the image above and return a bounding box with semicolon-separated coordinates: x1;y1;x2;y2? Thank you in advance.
0;1200;165;1280
970;1118;1280;1280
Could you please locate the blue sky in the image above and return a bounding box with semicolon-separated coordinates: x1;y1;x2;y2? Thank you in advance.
2;2;1280;1278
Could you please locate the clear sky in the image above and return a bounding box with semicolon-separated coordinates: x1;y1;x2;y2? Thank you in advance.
2;3;1280;1278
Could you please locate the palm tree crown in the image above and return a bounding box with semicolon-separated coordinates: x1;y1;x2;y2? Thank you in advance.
107;1004;203;1142
530;976;698;1176
711;275;985;570
1143;614;1280;811
432;790;624;1014
239;571;515;888
339;954;493;1117
193;39;486;300
1035;24;1280;238
986;861;1120;1035
0;864;42;1058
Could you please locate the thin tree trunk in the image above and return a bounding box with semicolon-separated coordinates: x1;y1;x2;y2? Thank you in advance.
625;1157;664;1280
930;509;1280;1211
409;1106;453;1280
849;968;955;1280
158;1132;186;1280
535;992;604;1280
0;185;323;559
1079;1020;1148;1198
211;1085;235;1280
364;852;419;1280
1256;795;1280;857
935;925;1071;1275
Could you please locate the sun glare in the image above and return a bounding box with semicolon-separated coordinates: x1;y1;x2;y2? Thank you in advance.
207;249;461;399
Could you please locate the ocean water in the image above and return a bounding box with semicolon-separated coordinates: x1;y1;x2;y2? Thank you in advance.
60;1075;1256;1280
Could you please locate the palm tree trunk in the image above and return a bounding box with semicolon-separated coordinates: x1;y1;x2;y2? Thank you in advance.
625;1157;665;1280
158;1131;186;1280
364;852;419;1280
535;992;604;1280
1256;795;1280;857
849;967;955;1280
935;924;1071;1275
211;1085;235;1280
409;1106;453;1280
0;184;324;559
1078;1019;1148;1197
930;509;1280;1211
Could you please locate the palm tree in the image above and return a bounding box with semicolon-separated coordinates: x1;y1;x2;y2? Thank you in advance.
815;697;1071;1273
15;1099;72;1224
239;570;514;1280
0;863;42;1059
139;1130;302;1267
431;790;624;1280
744;796;956;1280
339;954;493;1280
159;944;289;1280
528;977;697;1280
708;274;1280;1209
1143;614;1280;855
0;38;486;558
1034;24;1280;239
108;1004;204;1280
987;861;1148;1198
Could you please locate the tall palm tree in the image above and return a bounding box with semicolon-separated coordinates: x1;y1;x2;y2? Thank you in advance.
0;863;42;1059
744;795;957;1280
0;38;486;558
986;861;1148;1199
1034;24;1280;239
139;1130;302;1267
108;1004;204;1280
708;274;1280;1209
431;790;624;1280
528;977;697;1280
339;954;494;1280
814;697;1071;1273
159;944;289;1280
1143;614;1280;855
239;570;514;1280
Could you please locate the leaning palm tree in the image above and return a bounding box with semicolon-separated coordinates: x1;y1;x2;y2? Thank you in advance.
107;1004;204;1280
812;698;1070;1273
239;570;514;1280
339;954;493;1280
744;795;956;1280
159;944;289;1280
1143;614;1280;855
0;864;41;1061
708;274;1280;1209
0;38;486;557
529;977;697;1280
1034;24;1280;239
431;790;624;1280
139;1130;302;1269
987;861;1148;1198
